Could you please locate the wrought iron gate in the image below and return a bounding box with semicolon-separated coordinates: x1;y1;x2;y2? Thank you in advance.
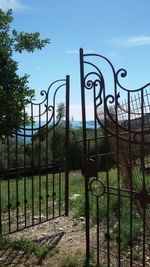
0;76;70;236
80;48;150;266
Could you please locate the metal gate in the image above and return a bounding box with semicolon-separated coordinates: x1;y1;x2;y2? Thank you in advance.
80;48;150;266
0;76;70;236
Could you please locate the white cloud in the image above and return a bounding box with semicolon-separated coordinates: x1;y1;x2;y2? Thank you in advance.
108;36;150;47
0;0;26;11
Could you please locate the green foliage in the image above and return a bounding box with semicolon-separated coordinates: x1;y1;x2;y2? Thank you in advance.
0;169;148;260
61;250;87;267
68;169;145;250
56;102;65;121
0;237;53;259
97;137;115;171
31;124;83;170
69;172;85;217
69;131;83;170
0;173;64;211
61;255;81;267
0;9;50;137
50;125;66;161
60;249;98;267
0;137;25;172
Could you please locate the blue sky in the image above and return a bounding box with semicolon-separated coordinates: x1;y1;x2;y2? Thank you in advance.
1;0;150;120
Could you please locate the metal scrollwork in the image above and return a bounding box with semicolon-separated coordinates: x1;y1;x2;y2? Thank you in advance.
84;72;102;90
16;79;67;138
82;49;150;145
80;49;150;263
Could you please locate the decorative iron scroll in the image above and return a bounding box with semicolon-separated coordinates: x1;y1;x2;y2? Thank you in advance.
80;47;150;191
0;79;67;141
14;79;67;138
0;75;70;236
81;48;150;145
80;47;150;266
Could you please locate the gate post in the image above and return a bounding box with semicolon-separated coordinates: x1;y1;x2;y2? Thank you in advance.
65;75;70;216
80;48;90;264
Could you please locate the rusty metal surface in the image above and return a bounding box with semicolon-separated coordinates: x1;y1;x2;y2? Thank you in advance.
80;47;150;266
0;76;70;236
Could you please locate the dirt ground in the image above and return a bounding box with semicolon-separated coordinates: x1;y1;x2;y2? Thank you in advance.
0;215;149;267
0;215;86;267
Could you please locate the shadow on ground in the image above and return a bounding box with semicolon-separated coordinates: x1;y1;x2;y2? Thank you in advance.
0;231;64;266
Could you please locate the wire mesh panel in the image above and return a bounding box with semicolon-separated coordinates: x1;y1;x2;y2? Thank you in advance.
0;76;70;235
80;48;150;266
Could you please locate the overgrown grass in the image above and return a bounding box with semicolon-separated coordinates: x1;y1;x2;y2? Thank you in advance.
60;249;97;267
60;250;115;267
0;172;65;212
0;237;55;259
0;172;66;235
0;168;149;257
69;169;149;249
69;171;85;217
61;254;82;267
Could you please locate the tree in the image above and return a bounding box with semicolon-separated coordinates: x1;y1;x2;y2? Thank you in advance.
56;103;65;121
0;9;50;138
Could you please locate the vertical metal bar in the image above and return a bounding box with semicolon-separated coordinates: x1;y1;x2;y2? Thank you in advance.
65;75;70;216
128;91;133;267
31;103;34;225
23;107;27;228
52;93;56;218
103;83;110;266
7;137;11;233
45;93;49;220
52;173;55;219
96;194;100;266
0;168;1;236
87;139;90;157
141;89;146;267
39;104;42;222
80;48;90;264
16;130;19;231
59;172;61;216
145;89;150;111
114;77;121;267
93;85;100;265
105;143;110;267
0;177;1;235
144;89;150;126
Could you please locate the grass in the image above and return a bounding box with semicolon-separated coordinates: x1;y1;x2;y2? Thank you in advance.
0;171;66;235
69;169;149;251
0;236;55;259
60;250;97;267
60;250;115;267
69;171;85;217
0;172;65;211
0;168;149;265
61;254;83;267
1;168;145;249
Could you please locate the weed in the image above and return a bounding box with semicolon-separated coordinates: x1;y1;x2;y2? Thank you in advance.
0;237;54;259
61;254;82;267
